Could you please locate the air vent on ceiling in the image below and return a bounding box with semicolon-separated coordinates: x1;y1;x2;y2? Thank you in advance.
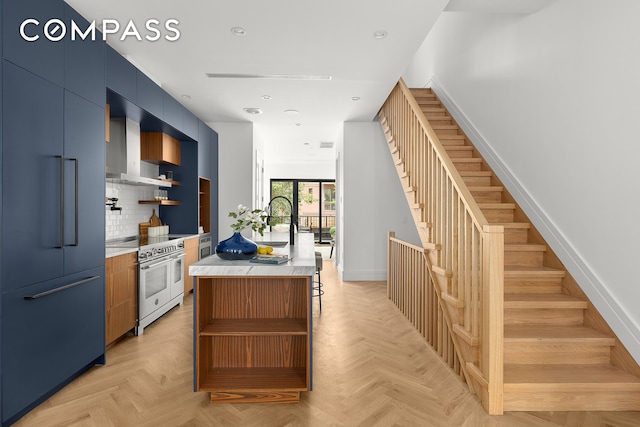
206;73;332;81
319;141;334;149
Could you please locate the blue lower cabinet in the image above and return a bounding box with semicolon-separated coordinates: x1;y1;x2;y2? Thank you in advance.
1;267;105;425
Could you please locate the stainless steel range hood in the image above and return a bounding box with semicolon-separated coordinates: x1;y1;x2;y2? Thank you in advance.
106;118;171;187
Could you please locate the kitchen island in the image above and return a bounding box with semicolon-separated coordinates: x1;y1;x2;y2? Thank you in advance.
189;232;316;404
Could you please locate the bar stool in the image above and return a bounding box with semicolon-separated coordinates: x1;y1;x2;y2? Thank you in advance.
314;251;324;311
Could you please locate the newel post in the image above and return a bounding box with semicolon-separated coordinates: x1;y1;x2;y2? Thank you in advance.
482;224;504;415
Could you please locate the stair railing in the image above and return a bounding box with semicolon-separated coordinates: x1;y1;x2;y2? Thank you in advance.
380;79;505;414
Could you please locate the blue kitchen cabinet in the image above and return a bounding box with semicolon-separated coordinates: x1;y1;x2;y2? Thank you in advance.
163;93;199;141
2;60;65;290
63;90;106;273
64;4;105;107
1;267;105;425
2;0;65;86
137;70;164;120
0;51;3;427
1;62;106;427
163;93;184;134
106;45;137;104
198;120;212;179
183;109;199;141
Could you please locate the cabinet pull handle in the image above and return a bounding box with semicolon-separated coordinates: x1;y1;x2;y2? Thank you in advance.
56;155;65;248
70;157;79;246
23;275;100;300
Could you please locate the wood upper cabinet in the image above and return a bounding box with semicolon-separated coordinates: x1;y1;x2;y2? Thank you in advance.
141;132;181;166
106;252;138;345
183;236;199;294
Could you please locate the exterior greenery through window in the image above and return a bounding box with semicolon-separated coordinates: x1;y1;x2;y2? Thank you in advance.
270;179;336;243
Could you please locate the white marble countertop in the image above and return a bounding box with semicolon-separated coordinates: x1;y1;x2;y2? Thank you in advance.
189;232;316;277
105;246;138;259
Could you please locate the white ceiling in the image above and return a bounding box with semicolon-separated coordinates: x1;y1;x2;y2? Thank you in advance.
63;0;449;163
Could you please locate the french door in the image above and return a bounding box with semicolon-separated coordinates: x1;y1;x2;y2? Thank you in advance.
270;180;336;243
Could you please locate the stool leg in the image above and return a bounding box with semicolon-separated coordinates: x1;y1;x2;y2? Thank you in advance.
317;270;322;311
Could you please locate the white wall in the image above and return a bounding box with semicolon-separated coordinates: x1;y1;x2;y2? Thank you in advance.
403;0;640;361
210;122;254;240
341;122;420;281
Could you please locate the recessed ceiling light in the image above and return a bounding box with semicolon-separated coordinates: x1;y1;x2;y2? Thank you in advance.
181;94;191;99
284;109;299;115
351;96;361;101
243;108;262;115
231;27;246;37
261;95;272;100
373;30;388;39
295;123;302;127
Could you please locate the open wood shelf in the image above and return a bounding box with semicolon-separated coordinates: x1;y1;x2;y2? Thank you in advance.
200;318;308;336
200;367;308;392
195;276;311;403
139;200;180;205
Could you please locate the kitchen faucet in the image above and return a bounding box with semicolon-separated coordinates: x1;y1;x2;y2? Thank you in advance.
266;196;297;245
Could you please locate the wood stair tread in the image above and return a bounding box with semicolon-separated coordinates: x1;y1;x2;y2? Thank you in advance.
477;203;516;209
504;364;640;389
504;265;566;278
504;292;587;308
504;325;615;343
469;186;504;191
444;145;474;151
437;134;466;139
431;125;459;130
451;157;483;163
458;171;493;177
504;243;546;251
493;222;531;230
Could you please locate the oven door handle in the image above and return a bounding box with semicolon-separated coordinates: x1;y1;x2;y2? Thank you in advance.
171;253;186;259
140;258;173;270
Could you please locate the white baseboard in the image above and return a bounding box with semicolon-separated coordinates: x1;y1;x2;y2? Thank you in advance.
429;76;640;363
342;270;388;282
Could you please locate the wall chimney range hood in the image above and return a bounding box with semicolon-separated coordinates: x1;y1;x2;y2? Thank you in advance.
106;118;171;187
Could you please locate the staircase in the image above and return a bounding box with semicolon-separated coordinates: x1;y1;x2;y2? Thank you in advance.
379;81;640;413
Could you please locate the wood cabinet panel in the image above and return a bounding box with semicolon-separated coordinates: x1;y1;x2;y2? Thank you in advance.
106;252;138;345
183;236;199;294
141;132;181;166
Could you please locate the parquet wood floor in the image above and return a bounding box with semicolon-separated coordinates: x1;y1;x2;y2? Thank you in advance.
14;261;640;426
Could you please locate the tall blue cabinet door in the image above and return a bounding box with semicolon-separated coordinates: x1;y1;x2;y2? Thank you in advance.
63;91;106;274
106;45;137;103
2;61;64;291
211;130;219;245
1;267;105;425
64;4;105;106
2;0;65;86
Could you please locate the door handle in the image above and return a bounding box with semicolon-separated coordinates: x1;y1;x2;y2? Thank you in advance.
56;155;65;248
69;157;79;246
24;275;100;300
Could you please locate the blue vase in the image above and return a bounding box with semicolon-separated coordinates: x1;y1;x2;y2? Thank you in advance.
215;231;258;260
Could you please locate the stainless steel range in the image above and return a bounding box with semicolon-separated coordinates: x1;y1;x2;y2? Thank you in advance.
136;236;185;335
